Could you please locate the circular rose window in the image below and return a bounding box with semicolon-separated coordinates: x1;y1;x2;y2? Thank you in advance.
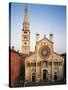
39;46;51;59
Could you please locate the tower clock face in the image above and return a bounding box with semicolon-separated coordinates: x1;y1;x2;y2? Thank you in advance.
39;46;51;59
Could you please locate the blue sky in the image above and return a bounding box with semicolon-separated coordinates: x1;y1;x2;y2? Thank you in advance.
10;3;66;54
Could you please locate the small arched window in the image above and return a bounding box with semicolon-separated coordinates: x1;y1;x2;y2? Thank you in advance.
24;36;27;39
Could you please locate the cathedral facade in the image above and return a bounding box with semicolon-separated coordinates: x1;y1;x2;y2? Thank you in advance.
22;6;64;83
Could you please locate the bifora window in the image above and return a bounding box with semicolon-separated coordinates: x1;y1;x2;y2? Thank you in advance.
24;36;27;39
53;62;58;65
31;62;36;67
53;61;58;65
24;31;27;34
49;61;52;65
59;61;63;66
27;63;30;67
37;62;41;66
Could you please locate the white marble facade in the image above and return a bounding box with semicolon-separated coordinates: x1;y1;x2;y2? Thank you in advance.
22;6;64;83
25;37;64;82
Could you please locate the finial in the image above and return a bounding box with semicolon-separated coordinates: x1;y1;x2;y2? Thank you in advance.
44;34;46;38
50;33;53;36
36;33;40;42
12;46;14;50
50;32;53;41
36;33;39;36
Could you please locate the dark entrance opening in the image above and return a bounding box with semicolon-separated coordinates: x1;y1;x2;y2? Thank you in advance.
32;75;36;82
43;69;48;81
54;72;57;81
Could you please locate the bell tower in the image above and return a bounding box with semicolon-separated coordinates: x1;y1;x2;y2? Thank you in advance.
22;5;30;54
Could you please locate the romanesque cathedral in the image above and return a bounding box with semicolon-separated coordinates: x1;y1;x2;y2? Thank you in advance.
21;6;64;83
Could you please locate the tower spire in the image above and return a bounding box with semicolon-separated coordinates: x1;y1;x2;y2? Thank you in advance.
23;4;29;24
22;4;30;54
23;4;29;31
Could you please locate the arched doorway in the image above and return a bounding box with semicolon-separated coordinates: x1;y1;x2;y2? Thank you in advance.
54;72;57;81
32;75;36;82
43;69;48;81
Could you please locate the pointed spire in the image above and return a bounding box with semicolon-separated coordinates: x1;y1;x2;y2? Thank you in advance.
23;4;29;31
24;4;29;24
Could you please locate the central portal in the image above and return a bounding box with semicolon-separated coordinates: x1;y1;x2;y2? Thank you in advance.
43;69;48;81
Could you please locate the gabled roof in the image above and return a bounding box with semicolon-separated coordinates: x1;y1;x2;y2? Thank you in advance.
53;52;64;59
36;37;53;44
10;49;20;55
26;51;35;57
54;52;61;56
25;52;35;60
